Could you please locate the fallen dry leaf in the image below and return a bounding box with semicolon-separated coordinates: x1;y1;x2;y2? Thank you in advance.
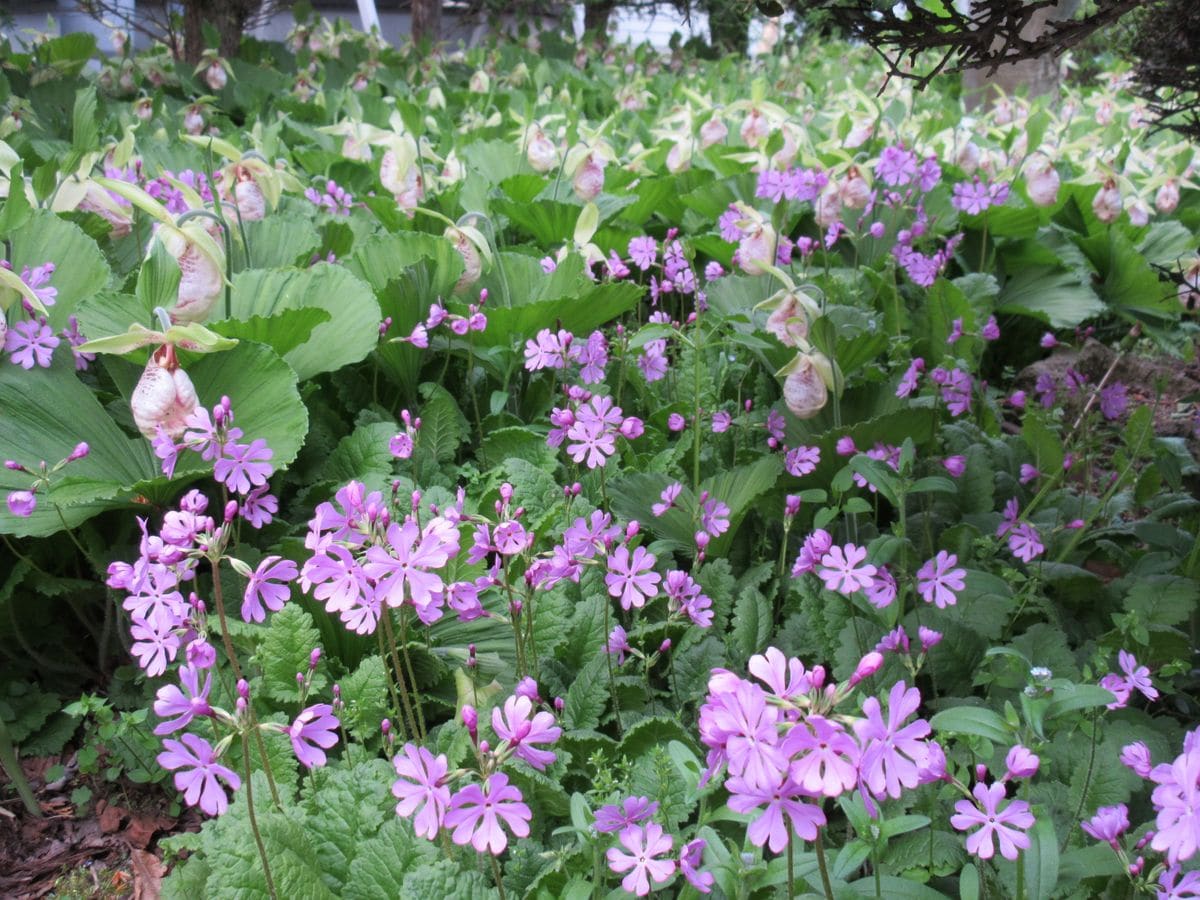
130;848;164;900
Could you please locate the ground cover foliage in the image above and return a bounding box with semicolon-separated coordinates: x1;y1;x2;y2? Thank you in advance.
1;13;1199;900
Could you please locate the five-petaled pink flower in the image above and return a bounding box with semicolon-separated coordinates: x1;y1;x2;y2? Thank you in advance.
288;703;339;769
213;438;274;495
241;555;297;623
491;694;562;770
392;742;451;839
157;733;241;816
606;822;676;896
152;664;213;734
726;770;827;853
817;543;876;595
853;680;932;800
444;772;532;855
605;545;661;610
950;782;1035;860
916;550;966;609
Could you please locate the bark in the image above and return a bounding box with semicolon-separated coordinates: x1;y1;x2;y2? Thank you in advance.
182;0;205;65
962;0;1083;109
181;0;263;64
706;0;750;55
583;0;616;43
412;0;442;46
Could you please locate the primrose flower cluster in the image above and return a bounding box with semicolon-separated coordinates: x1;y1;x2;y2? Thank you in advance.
699;647;1042;865
1;261;93;373
104;404;339;816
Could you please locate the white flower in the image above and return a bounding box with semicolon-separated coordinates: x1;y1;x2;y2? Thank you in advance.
132;347;199;439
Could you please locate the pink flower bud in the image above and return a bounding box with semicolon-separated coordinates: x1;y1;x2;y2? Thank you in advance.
4;460;24;471
237;679;250;699
554;697;564;713
67;442;90;462
462;704;478;737
626;521;640;541
836;436;857;456
848;651;884;686
381;718;391;734
694;531;710;550
309;648;321;669
919;627;943;652
668;413;686;432
974;763;988;782
942;455;966;477
659;638;672;653
1004;745;1040;779
784;495;801;518
619;417;644;439
296;672;306;686
515;677;539;701
224;500;238;522
6;490;36;518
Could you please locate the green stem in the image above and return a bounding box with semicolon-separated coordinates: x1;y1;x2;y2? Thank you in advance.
211;560;280;808
814;831;835;900
0;716;41;817
489;853;507;900
381;611;419;740
1015;845;1025;900
398;611;427;740
602;597;623;738
376;627;405;739
692;326;703;492
787;818;796;900
1064;711;1099;852
241;733;278;900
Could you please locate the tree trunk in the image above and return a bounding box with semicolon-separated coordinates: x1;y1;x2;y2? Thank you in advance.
584;0;616;43
706;0;750;56
182;0;205;64
962;0;1083;109
412;0;442;46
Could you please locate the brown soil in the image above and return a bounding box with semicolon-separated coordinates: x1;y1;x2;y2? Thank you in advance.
1016;338;1200;442
0;754;196;899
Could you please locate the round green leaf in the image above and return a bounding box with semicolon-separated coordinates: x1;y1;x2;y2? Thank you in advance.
222;264;380;380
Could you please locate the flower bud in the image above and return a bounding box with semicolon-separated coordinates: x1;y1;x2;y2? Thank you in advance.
522;126;558;173
67;442;90;462
625;521;640;541
237;679;250;700
234;178;265;222
784;495;801;518
782;355;830;419
975;763;988;782
1156;179;1180;214
573;153;605;202
446;226;482;293
309;648;321;670
6;490;36;518
1004;745;1040;780
659;638;672;653
1092;178;1122;224
848;651;884;686
462;704;478;740
381;718;391;734
619;417;644;439
554;697;564;714
131;345;199;439
1025;159;1060;207
205;61;227;92
515;677;539;701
